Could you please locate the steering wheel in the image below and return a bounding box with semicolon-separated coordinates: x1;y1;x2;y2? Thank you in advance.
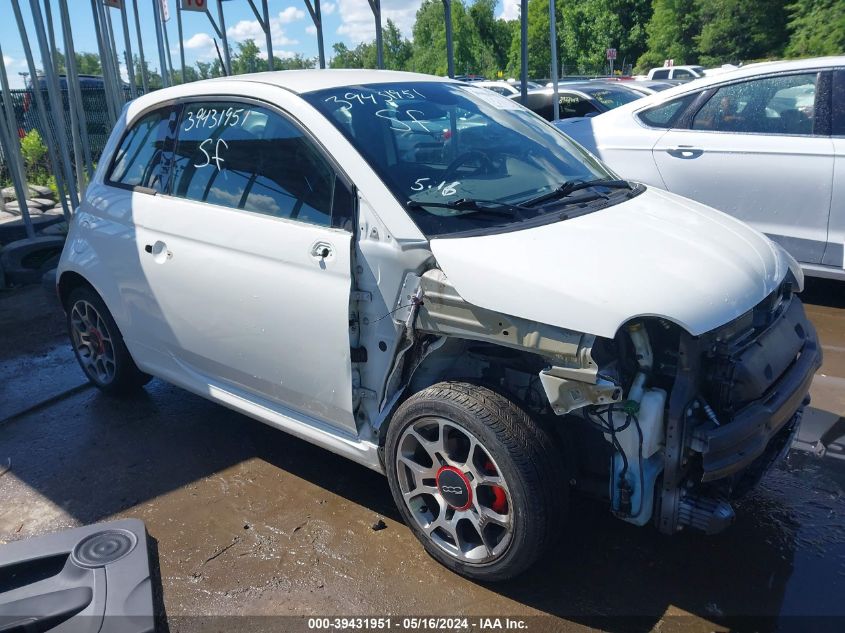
442;150;495;182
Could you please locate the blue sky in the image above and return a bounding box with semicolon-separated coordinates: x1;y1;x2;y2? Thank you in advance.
1;0;520;87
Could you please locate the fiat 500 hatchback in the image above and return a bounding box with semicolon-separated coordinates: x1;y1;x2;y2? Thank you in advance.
57;70;821;581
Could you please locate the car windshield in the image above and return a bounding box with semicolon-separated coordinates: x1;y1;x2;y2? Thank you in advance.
304;81;618;237
581;85;641;108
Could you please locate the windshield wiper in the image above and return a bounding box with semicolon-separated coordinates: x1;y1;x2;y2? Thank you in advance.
406;198;528;219
523;178;632;208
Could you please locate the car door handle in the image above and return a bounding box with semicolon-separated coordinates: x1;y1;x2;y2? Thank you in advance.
666;146;704;159
310;241;333;260
144;241;171;262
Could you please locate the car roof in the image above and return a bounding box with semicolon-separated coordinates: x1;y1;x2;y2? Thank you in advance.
610;56;845;115
129;69;454;111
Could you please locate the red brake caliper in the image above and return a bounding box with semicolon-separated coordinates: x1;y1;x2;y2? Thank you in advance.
485;460;508;514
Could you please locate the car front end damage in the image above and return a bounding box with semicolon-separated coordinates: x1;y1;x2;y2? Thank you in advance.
391;269;820;535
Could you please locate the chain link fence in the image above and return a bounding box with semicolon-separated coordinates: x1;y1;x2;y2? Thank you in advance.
1;85;135;184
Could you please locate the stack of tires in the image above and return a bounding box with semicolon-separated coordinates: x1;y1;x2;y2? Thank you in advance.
0;185;68;288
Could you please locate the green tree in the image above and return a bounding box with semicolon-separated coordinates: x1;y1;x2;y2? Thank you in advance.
507;0;557;78
382;19;413;70
469;0;512;75
555;0;651;75
330;41;371;68
411;0;451;75
695;0;789;65
785;0;845;57
54;51;103;75
636;0;700;70
195;61;212;79
273;54;317;70
133;56;163;90
231;39;262;75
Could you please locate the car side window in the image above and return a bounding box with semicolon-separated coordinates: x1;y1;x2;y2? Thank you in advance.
108;107;177;192
169;102;336;227
691;73;818;135
559;94;597;119
673;69;693;80
637;93;697;128
651;69;670;80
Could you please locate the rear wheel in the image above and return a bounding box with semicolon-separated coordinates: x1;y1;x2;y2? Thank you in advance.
66;286;151;395
385;381;565;581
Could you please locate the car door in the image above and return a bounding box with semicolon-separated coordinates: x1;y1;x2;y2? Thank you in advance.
652;71;834;264
131;99;357;434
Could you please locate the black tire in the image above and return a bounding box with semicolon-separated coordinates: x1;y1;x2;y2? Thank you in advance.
385;381;567;581
66;285;151;395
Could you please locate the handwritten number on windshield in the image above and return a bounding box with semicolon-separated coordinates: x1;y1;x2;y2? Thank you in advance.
411;178;459;196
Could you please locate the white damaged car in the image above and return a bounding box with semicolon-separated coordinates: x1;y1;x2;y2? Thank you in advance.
57;71;821;581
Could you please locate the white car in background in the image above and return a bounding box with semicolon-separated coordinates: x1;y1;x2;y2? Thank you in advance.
560;56;845;280
647;65;706;81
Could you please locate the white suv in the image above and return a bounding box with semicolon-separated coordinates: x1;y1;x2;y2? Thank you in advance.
57;70;820;581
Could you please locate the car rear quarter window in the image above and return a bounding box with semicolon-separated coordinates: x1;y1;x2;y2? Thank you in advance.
691;73;818;135
108;108;177;192
168;102;336;227
833;69;845;136
637;93;697;128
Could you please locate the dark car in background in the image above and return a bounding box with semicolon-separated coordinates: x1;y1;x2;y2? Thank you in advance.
513;81;644;121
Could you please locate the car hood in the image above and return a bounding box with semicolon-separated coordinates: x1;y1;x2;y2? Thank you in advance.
429;187;794;339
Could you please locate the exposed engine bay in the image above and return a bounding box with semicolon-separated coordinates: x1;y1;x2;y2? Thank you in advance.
369;268;821;535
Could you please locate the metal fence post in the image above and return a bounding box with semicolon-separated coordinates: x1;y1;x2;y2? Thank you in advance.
15;0;76;219
90;0;121;123
152;0;171;87
162;8;176;84
119;1;138;97
104;4;126;107
55;0;92;196
176;0;187;81
263;0;274;70
304;0;325;70
520;0;528;105
442;0;453;78
133;0;149;92
217;0;232;75
549;0;559;120
367;0;383;69
0;44;35;239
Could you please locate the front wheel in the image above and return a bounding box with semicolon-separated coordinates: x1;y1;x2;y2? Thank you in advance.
385;382;566;581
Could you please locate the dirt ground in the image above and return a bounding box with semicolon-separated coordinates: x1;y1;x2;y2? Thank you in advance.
1;280;843;632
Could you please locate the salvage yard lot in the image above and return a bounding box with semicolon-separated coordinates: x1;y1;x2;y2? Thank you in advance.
1;281;843;631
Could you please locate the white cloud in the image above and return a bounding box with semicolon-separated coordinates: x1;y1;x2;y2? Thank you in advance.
277;6;305;23
498;0;520;21
225;7;304;57
184;32;215;49
322;2;336;15
182;32;218;61
336;0;421;44
306;25;317;35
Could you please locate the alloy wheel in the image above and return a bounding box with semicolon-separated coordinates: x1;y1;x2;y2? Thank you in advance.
395;416;513;564
70;299;116;384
